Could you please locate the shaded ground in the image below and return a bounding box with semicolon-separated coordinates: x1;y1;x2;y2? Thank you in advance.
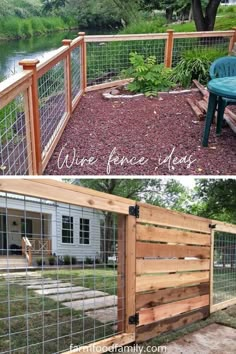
165;323;236;353
45;90;236;175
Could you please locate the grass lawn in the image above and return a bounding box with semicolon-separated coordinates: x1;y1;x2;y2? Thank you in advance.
0;270;117;353
42;268;118;295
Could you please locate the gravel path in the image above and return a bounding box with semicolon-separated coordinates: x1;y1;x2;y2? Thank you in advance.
45;90;236;175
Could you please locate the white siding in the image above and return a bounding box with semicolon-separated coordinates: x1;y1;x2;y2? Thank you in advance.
55;203;103;261
0;196;103;260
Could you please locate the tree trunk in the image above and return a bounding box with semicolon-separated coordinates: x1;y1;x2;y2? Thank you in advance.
166;8;173;22
192;0;221;31
205;0;221;31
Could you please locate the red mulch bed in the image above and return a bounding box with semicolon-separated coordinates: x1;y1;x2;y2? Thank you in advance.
44;90;236;175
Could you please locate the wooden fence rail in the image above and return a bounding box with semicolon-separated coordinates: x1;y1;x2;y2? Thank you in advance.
0;29;236;175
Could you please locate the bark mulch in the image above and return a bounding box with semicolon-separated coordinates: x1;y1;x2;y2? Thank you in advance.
44;90;236;175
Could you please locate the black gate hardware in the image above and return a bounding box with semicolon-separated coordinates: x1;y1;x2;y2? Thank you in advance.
129;205;140;218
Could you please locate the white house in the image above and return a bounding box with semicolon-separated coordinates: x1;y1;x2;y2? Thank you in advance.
0;194;104;265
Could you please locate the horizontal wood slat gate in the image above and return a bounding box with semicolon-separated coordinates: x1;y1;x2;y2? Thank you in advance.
135;202;211;343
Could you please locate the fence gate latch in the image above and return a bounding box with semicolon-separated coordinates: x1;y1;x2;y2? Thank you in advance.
129;313;139;325
129;205;140;218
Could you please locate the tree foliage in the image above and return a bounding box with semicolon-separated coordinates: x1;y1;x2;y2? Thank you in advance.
190;179;236;223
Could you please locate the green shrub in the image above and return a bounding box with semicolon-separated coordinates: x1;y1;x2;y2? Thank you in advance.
171;48;228;88
124;52;174;96
48;256;56;266
36;258;45;266
84;257;94;265
64;255;77;265
120;16;166;34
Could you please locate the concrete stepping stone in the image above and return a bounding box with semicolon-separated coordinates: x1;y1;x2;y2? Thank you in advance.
35;286;89;295
16;279;54;286
85;306;117;324
62;295;117;311
27;282;73;289
48;290;109;302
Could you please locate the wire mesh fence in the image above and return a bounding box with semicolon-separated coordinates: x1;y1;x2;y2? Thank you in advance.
71;46;82;102
86;39;166;86
213;231;236;306
172;36;231;67
0;93;33;176
0;192;125;354
38;60;67;159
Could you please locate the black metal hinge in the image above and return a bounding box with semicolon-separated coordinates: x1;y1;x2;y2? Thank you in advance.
129;313;139;325
209;224;216;229
129;205;140;218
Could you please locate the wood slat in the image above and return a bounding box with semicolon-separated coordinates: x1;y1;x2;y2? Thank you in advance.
214;222;236;235
136;242;210;259
136;224;210;246
0;179;135;215
138;294;209;326
136;283;210;310
136;306;209;343
136;271;209;292
136;259;210;275
173;30;234;38
211;297;236;313
85;33;167;42
137;202;210;234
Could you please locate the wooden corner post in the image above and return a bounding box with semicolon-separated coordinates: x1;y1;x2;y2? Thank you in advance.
229;27;236;54
210;227;215;313
125;214;136;336
79;32;87;91
19;59;42;175
165;29;174;68
62;39;73;117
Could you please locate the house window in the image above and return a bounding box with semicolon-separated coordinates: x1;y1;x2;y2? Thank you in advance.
62;216;74;244
21;219;33;238
80;219;90;245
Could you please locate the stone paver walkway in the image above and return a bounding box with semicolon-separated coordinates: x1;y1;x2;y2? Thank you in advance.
12;274;118;324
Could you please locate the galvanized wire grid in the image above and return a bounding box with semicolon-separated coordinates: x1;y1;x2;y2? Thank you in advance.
71;46;82;101
172;36;230;66
38;61;66;158
0;192;125;354
87;39;166;86
0;94;33;176
213;231;236;305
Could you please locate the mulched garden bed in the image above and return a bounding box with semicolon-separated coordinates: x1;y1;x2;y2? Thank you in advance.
45;90;236;175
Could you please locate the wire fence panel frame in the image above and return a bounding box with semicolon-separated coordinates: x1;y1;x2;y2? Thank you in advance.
211;224;236;313
0;73;35;176
0;192;127;354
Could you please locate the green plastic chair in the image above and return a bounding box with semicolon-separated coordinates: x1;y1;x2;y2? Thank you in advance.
210;56;236;134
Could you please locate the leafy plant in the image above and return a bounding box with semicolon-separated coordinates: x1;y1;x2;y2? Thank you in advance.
48;256;56;265
64;255;77;265
84;257;94;265
36;257;45;266
124;52;174;96
171;48;228;88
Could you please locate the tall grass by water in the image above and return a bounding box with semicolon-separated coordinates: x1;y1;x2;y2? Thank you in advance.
0;17;77;40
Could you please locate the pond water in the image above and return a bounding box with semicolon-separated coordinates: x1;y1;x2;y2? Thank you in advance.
0;28;114;79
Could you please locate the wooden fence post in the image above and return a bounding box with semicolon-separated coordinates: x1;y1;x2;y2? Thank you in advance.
117;215;126;333
19;59;42;175
210;228;214;313
125;215;136;335
62;39;73;117
79;32;87;91
164;29;174;68
229;27;236;54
